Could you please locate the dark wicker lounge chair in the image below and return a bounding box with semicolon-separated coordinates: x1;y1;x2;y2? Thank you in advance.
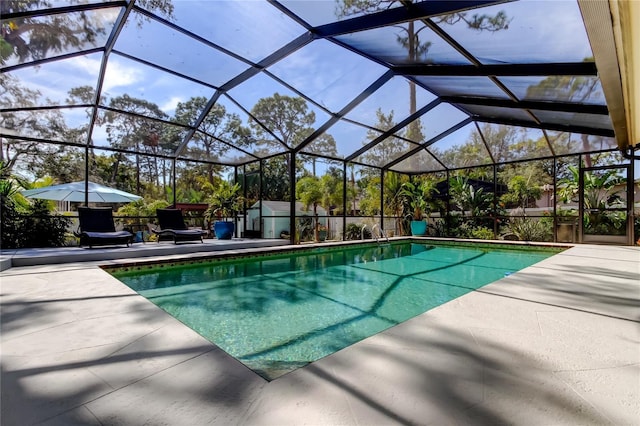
76;206;133;248
153;208;206;244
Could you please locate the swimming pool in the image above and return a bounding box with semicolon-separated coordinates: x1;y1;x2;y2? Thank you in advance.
109;241;561;380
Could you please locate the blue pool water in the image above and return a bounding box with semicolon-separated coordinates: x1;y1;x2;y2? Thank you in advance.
110;242;560;380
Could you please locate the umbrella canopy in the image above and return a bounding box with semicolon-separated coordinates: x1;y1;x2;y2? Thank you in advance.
21;181;142;203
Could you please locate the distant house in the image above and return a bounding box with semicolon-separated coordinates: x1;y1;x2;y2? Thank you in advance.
245;201;326;239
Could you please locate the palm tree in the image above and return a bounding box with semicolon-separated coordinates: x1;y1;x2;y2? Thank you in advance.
449;176;492;219
319;173;342;238
383;172;408;235
557;165;625;233
205;180;244;222
296;175;323;241
399;177;439;236
557;165;623;210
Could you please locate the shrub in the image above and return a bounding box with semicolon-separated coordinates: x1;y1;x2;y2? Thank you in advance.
20;201;71;248
430;219;447;237
0;195;71;248
296;215;314;242
1;171;72;248
507;216;551;242
0;178;22;248
344;223;371;240
469;226;495;240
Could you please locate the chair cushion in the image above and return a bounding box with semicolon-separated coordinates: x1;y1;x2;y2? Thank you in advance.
83;231;132;239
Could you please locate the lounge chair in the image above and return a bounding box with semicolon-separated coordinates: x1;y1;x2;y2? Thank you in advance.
76;206;133;248
153;208;206;244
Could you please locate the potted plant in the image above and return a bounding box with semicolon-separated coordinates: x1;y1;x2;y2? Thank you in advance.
205;180;243;240
317;223;328;241
400;180;436;236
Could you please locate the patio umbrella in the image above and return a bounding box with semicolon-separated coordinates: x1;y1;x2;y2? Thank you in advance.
21;181;142;203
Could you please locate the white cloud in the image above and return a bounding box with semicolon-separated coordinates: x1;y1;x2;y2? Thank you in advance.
102;58;144;92
67;54;102;76
160;96;183;115
90;123;109;146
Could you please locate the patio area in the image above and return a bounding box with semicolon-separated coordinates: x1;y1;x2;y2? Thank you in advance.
0;238;291;271
1;243;638;425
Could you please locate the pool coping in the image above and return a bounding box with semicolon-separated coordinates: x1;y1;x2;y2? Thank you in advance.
101;237;568;275
0;236;574;272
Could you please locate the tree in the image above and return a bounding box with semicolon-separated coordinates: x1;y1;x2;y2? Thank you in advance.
501;175;542;213
301;133;338;174
103;94;169;193
1;166;71;248
237;162;261;208
173;97;245;184
1;0;174;65
0;163;27;248
449;176;492;219
557;165;623;210
205;180;244;222
89;152;139;196
172;167;214;204
400;177;439;220
319;167;344;215
296;175;323;241
117;199;170;223
359;109;409;167
338;1;509;158
0;73;74;176
436;126;491;170
262;156;291;201
250;93;316;172
349;164;380;216
475;123;520;164
557;165;626;234
249;94;337;200
359;175;381;216
525;68;602;167
499;163;546;213
383;171;409;235
251;93;314;147
30;148;85;182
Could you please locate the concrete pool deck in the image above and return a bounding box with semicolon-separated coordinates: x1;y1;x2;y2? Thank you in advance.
1;242;638;425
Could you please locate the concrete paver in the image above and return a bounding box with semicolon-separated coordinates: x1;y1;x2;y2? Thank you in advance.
1;243;638;425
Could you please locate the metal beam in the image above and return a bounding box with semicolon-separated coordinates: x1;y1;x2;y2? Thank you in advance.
346;99;441;162
294;70;394;154
440;96;609;115
383;117;473;170
312;1;509;37
394;62;598;77
478;117;615;138
0;1;125;20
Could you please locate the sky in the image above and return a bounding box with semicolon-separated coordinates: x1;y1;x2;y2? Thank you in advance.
3;0;626;174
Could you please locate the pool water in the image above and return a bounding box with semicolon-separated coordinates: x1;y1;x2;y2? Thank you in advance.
110;242;559;380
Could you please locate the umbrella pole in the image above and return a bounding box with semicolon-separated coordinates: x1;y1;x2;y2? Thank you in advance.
172;159;177;206
84;145;89;206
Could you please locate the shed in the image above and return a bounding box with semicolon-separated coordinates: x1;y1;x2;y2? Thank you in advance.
246;201;326;239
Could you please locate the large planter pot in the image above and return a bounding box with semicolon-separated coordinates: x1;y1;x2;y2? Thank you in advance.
410;220;427;236
214;221;235;240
